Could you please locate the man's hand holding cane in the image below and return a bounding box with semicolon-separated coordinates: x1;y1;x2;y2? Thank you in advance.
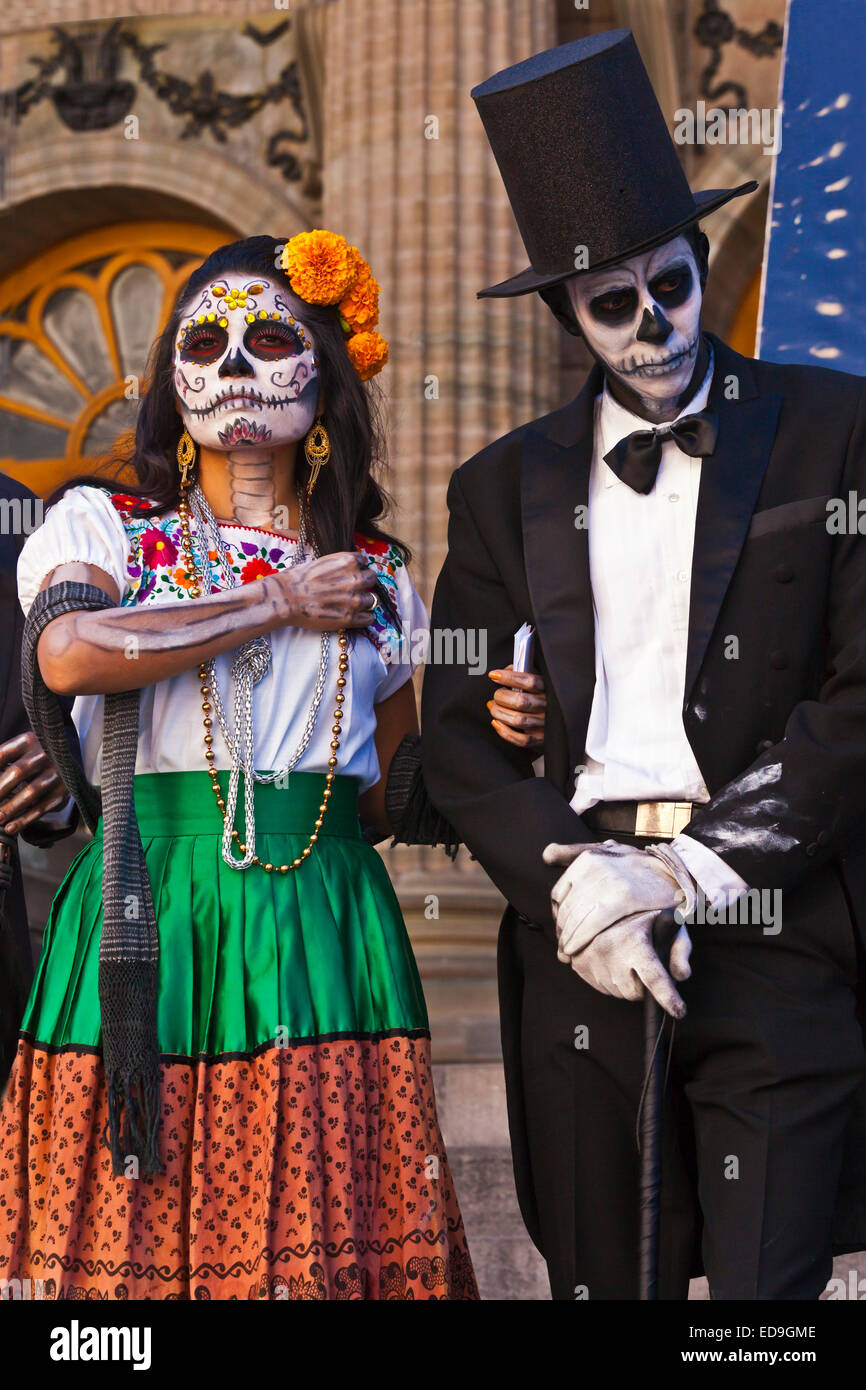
543;840;699;1018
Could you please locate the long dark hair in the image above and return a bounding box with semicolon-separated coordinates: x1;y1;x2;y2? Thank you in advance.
48;235;408;568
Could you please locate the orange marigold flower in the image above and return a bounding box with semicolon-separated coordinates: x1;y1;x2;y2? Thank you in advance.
345;244;365;282
346;330;389;381
339;265;381;333
282;229;354;305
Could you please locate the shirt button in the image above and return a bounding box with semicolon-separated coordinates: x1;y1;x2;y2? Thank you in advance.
668;492;680;503
769;650;788;670
774;563;794;583
676;570;688;583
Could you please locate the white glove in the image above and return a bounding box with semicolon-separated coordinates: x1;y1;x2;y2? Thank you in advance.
544;839;696;954
542;839;696;1017
564;908;693;1016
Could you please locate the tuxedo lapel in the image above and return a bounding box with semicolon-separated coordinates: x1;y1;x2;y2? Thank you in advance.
684;334;782;703
520;366;603;787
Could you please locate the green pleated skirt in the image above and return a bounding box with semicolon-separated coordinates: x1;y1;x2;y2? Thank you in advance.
23;769;429;1055
0;771;478;1299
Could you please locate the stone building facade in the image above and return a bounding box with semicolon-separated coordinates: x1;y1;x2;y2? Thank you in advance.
0;1;789;1298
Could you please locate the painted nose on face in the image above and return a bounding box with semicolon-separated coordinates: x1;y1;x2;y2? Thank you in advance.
218;346;256;378
635;303;673;344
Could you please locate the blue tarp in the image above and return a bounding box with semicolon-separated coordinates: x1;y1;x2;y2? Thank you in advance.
759;0;866;373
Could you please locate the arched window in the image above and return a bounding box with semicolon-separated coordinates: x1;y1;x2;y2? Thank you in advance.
0;221;229;497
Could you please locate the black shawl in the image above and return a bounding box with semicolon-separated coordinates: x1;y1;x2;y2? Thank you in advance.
21;581;161;1176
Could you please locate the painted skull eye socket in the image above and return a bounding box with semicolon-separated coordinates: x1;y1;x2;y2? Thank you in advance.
243;321;305;360
651;273;683;295
180;325;228;364
648;264;693;309
589;286;639;323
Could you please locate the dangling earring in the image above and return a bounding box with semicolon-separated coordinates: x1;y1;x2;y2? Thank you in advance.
176;428;197;491
303;416;330;499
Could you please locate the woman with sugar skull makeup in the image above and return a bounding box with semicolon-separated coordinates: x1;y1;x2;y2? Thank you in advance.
0;233;479;1300
423;31;866;1301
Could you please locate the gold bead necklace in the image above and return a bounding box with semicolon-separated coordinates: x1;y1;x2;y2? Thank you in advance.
176;487;349;873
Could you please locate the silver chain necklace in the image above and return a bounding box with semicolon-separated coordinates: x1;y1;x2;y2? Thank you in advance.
188;481;331;870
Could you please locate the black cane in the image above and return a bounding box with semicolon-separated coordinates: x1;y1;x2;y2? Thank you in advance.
638;906;680;1301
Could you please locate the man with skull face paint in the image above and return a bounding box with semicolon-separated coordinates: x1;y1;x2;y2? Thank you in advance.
423;32;866;1300
559;228;708;421
542;229;725;1007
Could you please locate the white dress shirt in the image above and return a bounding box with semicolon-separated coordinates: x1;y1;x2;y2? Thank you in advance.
569;353;747;908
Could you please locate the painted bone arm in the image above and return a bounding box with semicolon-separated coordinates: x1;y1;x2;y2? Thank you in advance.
34;553;377;697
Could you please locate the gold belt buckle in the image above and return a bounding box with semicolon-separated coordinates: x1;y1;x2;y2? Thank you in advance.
633;801;693;839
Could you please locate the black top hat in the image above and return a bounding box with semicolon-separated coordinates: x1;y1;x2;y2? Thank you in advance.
472;30;757;298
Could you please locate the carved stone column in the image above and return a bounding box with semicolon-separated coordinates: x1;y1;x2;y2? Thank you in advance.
321;0;559;592
614;0;685;124
321;0;560;1068
319;1;560;1297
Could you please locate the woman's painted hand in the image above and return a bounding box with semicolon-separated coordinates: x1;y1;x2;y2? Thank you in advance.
279;552;379;630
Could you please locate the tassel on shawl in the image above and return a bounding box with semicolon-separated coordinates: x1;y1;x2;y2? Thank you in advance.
385;733;461;860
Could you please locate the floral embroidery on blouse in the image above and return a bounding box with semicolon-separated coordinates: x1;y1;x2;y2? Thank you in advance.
352;531;409;660
102;491;409;664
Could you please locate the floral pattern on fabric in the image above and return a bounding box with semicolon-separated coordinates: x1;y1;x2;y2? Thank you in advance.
0;1036;478;1301
352;530;408;659
103;490;409;666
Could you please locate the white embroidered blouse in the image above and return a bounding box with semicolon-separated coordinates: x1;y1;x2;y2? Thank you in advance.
17;484;428;794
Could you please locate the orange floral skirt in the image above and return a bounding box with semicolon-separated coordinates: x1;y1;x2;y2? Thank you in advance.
0;1034;477;1300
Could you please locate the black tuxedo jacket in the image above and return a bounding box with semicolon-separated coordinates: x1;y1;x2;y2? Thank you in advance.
422;333;866;947
0;474;81;1079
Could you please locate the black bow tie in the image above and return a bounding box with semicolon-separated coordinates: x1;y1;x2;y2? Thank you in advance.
603;408;719;495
